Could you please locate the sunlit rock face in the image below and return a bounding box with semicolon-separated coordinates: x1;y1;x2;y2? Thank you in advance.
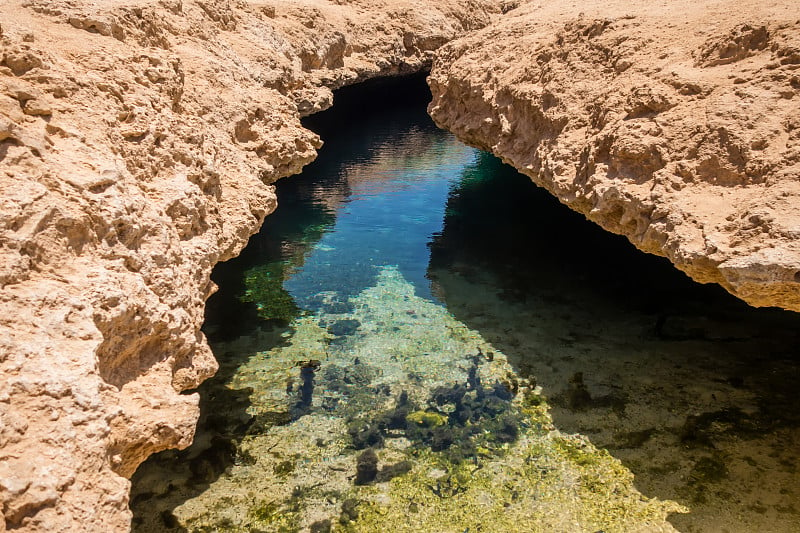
428;0;800;312
0;1;504;530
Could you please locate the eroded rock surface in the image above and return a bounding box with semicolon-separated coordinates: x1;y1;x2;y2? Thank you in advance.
429;0;800;312
0;1;502;530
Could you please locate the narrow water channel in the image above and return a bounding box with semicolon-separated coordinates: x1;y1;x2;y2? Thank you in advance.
131;74;800;533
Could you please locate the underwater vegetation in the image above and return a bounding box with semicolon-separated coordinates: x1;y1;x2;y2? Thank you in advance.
130;268;683;532
241;261;302;322
346;354;525;465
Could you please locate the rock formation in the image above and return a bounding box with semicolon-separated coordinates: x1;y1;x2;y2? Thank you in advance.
0;1;502;530
429;0;800;312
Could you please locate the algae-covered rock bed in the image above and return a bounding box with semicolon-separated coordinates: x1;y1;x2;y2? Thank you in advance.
132;267;683;532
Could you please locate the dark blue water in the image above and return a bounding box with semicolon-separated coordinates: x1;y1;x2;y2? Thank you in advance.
202;74;476;338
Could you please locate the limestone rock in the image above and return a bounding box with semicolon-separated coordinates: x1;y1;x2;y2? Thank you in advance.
429;0;800;312
0;0;502;531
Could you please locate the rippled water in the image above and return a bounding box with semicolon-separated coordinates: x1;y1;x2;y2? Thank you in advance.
131;74;800;533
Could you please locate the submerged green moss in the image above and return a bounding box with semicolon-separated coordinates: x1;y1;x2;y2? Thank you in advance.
241;262;301;322
349;432;685;533
166;268;685;532
553;435;603;467
406;411;448;428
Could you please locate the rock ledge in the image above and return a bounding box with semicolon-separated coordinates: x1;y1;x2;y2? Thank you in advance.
429;0;800;312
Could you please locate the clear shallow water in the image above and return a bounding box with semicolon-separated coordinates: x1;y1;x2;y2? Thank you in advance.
131;75;800;533
427;154;800;533
283;134;475;305
200;77;474;339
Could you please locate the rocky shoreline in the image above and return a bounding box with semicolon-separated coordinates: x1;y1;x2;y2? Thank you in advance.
2;0;799;530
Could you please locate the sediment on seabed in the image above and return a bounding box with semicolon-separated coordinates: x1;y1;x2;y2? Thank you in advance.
132;267;684;532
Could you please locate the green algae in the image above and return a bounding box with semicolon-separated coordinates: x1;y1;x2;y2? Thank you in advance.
241;261;302;322
350;433;684;533
162;267;684;532
405;410;448;428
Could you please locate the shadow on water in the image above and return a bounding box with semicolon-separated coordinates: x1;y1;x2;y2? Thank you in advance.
131;69;800;532
427;154;800;532
129;73;438;532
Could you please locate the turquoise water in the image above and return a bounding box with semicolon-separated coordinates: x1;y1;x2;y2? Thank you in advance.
131;75;800;533
202;75;473;337
283;133;474;305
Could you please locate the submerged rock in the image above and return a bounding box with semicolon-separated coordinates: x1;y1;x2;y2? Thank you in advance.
327;319;362;337
339;498;360;525
567;372;593;411
293;359;321;416
355;448;379;485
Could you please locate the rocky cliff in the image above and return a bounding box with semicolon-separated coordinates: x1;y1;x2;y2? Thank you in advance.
0;1;503;530
429;0;800;312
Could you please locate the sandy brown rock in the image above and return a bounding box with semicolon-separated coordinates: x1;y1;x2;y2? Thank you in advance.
429;0;800;312
0;1;502;531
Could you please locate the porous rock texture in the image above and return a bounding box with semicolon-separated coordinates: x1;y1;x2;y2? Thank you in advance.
0;1;503;530
429;0;800;312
